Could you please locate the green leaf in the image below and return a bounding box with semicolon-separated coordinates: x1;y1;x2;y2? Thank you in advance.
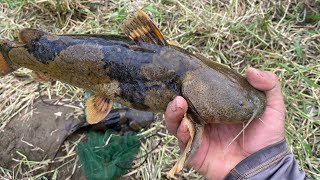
109;7;128;22
294;40;303;60
279;63;295;74
302;76;319;88
143;6;161;16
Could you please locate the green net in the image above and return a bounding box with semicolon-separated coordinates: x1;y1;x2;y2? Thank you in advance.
76;130;140;180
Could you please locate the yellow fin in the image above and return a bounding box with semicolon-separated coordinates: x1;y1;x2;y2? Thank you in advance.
86;96;113;124
167;114;196;178
123;5;168;46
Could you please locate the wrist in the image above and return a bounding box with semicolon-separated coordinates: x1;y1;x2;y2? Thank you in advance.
224;139;289;179
204;153;249;180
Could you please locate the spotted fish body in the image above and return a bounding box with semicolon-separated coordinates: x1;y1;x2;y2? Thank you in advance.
0;30;265;124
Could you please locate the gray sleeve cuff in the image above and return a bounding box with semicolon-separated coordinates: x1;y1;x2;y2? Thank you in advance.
224;139;307;180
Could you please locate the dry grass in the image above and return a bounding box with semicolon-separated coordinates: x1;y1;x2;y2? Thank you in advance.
0;0;319;179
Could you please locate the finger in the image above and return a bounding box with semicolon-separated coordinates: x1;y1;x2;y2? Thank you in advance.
176;119;191;150
246;67;285;114
246;67;277;91
165;96;188;135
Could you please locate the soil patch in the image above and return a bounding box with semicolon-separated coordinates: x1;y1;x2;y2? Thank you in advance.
0;98;85;179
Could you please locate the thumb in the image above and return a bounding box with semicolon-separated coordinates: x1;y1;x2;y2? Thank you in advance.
165;96;188;135
246;67;278;91
246;67;285;117
176;118;191;150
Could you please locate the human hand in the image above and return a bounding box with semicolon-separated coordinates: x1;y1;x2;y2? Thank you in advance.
165;67;285;179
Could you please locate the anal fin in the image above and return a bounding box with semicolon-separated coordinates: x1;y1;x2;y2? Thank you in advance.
86;96;113;124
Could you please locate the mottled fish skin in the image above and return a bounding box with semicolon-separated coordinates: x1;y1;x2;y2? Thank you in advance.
3;33;199;110
0;31;265;124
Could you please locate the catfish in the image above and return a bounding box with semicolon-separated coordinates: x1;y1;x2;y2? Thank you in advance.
0;6;266;177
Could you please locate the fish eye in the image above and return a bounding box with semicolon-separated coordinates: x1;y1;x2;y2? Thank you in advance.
239;101;244;107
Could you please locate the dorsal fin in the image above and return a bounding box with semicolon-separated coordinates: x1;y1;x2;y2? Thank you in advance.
123;5;168;46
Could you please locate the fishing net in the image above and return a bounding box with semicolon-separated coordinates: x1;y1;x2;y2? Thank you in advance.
76;130;140;180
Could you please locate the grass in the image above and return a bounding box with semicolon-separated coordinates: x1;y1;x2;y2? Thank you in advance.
0;0;319;179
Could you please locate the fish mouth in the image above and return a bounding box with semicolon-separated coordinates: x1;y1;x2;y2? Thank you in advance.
245;111;253;120
246;108;259;123
253;99;266;118
244;103;263;122
244;107;263;121
250;91;266;119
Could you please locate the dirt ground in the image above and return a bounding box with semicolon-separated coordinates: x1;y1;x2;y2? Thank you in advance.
0;96;160;179
0;98;86;179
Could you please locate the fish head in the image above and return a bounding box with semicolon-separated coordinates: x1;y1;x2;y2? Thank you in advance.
0;29;58;76
182;68;266;124
17;29;63;65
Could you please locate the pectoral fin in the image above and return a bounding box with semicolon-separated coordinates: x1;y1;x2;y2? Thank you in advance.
123;5;168;46
167;114;204;179
86;96;113;124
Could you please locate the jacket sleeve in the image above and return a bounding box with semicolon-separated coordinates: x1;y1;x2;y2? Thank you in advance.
224;139;308;180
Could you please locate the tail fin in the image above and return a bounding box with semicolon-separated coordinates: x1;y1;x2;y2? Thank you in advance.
0;52;15;76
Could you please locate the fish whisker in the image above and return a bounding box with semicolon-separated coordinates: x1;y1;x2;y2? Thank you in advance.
225;109;258;150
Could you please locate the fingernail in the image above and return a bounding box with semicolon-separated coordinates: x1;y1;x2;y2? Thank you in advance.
169;99;177;112
247;67;256;75
171;99;184;112
250;67;265;78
